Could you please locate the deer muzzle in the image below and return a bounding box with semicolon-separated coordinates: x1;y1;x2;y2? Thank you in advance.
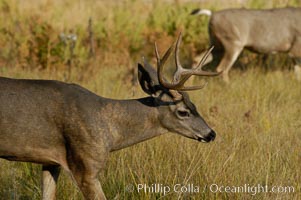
197;129;216;143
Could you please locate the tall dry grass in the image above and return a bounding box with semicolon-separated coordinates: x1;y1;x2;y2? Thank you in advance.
0;0;300;199
0;67;300;200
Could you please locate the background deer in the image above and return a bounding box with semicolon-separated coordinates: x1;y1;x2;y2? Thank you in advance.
0;34;219;200
191;7;301;82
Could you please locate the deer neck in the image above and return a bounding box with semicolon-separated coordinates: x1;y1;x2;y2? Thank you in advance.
102;97;168;151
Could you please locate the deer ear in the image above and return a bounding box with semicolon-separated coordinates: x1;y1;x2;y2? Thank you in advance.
138;63;158;95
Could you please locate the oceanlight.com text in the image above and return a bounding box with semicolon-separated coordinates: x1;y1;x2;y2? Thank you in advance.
126;183;295;196
209;183;295;196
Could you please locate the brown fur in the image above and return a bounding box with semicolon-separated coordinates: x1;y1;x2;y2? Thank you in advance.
193;7;301;82
0;61;216;199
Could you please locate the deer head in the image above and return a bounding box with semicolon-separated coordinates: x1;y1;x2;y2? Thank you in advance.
138;33;220;142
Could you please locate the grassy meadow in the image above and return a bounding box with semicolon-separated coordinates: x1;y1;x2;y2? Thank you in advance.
0;0;300;199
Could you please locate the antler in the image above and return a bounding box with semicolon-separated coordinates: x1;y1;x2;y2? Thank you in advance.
155;32;221;91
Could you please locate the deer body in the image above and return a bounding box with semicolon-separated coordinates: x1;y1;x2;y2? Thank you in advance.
0;77;166;159
0;34;219;199
192;7;301;82
0;78;168;199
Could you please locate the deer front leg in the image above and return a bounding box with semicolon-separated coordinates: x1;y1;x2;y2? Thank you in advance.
294;64;301;81
42;165;60;200
292;58;301;81
290;39;301;81
70;165;107;200
216;45;242;82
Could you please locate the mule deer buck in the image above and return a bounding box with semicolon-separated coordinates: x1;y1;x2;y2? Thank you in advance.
191;7;301;82
0;33;220;200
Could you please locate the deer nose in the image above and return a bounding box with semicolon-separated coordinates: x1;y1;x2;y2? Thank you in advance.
197;129;216;142
207;130;216;141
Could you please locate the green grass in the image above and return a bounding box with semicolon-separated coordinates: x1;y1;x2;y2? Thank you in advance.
0;0;301;199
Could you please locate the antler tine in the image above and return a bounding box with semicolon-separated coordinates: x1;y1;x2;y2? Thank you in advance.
156;33;190;90
155;33;220;91
177;81;208;91
193;46;221;76
155;41;176;88
174;32;187;83
154;42;160;66
195;46;214;69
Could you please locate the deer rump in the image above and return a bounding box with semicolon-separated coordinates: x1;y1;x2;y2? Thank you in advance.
193;7;301;81
209;8;301;54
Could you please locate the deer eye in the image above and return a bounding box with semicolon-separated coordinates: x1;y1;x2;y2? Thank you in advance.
176;109;190;118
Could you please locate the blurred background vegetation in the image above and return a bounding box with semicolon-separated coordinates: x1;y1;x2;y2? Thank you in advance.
0;0;300;81
0;0;300;199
